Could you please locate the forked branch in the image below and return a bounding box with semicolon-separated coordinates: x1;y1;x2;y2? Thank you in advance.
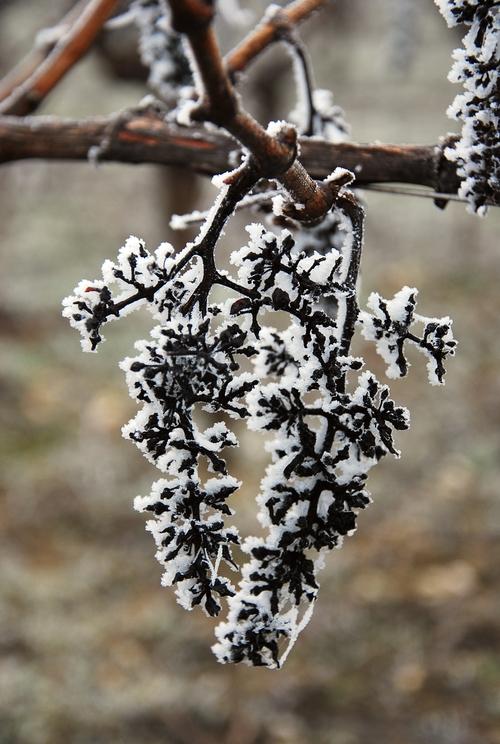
167;0;345;222
225;0;327;77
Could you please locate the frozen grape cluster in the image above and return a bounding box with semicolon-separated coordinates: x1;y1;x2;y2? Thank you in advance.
63;177;456;667
435;0;500;213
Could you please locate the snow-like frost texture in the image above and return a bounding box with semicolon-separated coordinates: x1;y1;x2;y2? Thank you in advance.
435;0;500;213
64;194;455;667
359;287;457;384
62;235;180;351
131;0;192;101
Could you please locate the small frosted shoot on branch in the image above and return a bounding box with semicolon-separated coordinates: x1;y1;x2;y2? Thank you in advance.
359;287;457;385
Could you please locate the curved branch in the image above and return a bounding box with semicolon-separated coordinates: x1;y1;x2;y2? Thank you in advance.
225;0;327;77
168;0;335;222
0;0;119;117
0;0;90;104
0;112;462;196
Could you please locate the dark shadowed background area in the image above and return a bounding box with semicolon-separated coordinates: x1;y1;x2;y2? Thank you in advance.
1;1;499;742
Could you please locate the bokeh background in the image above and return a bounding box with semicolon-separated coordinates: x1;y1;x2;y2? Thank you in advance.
1;1;499;742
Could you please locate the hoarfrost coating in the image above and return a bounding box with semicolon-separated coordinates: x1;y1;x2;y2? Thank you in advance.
63;186;455;667
435;0;500;213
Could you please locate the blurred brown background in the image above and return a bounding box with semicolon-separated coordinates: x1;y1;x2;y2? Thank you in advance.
1;1;499;742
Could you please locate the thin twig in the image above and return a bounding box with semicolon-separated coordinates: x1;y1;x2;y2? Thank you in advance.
170;189;283;230
225;0;328;78
358;184;469;203
0;0;89;104
0;0;119;116
262;6;318;136
286;36;316;136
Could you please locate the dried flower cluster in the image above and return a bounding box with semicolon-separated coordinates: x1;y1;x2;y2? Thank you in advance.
63;182;456;666
435;0;500;213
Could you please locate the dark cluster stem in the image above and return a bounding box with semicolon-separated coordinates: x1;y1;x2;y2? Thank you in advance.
179;164;260;313
337;193;365;358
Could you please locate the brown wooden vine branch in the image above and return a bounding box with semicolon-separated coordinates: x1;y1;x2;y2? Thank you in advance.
0;0;119;117
225;0;327;77
0;0;90;105
167;0;338;222
0;112;463;197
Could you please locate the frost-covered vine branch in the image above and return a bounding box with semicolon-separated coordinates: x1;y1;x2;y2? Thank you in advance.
0;0;90;105
0;114;475;201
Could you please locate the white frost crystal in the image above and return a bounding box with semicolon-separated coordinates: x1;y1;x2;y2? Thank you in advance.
63;197;455;668
435;0;500;213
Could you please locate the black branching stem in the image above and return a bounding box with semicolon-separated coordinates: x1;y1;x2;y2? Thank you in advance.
89;163;260;326
179;164;260;313
337;192;365;357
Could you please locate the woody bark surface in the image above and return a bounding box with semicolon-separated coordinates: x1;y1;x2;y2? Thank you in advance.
0;0;119;117
225;0;327;77
167;0;337;222
0;0;91;104
0;113;462;196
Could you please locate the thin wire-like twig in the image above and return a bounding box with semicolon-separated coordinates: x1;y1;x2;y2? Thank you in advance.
359;183;471;204
170;189;283;230
225;0;327;77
